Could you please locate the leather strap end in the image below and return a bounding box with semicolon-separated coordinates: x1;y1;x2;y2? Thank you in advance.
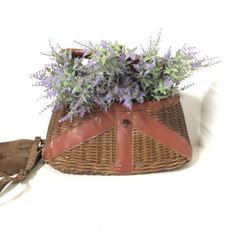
0;176;14;193
0;137;44;195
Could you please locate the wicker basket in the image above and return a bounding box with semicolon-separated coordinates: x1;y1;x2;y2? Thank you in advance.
42;95;192;175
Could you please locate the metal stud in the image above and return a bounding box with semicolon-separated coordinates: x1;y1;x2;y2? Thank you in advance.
122;119;130;128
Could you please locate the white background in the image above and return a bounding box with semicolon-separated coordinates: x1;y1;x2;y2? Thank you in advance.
0;0;236;235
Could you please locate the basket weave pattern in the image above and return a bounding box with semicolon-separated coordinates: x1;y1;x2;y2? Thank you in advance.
45;96;191;175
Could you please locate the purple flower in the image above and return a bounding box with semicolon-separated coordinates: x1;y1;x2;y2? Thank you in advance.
181;46;199;60
118;54;126;62
122;98;132;109
191;62;202;69
93;75;101;86
54;67;63;76
49;39;57;54
136;95;144;103
92;95;106;107
59;115;69;123
105;92;113;103
164;47;172;61
132;64;140;70
144;62;155;76
164;76;173;89
74;57;83;65
145;62;155;70
100;40;109;49
125;52;137;61
53;103;64;112
46;89;57;98
79;107;87;117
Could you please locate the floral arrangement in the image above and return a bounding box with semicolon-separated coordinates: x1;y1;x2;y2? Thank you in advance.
32;34;218;122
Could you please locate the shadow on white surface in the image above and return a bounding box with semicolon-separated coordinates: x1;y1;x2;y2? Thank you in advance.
180;93;202;145
0;145;202;205
0;159;44;205
200;80;220;146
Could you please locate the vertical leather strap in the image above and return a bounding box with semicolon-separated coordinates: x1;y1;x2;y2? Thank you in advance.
25;137;43;172
115;112;133;175
0;137;43;193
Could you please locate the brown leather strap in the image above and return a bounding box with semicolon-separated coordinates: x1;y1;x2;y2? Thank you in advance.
134;112;192;159
0;176;14;193
43;111;116;160
43;96;192;175
25;137;44;172
0;137;43;193
115;111;133;174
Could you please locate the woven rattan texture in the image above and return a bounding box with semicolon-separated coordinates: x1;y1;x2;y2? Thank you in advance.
45;100;190;174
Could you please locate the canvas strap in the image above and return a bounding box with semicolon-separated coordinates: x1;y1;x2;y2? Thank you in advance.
0;137;44;193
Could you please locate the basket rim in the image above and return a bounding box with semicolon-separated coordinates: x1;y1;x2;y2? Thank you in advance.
109;95;179;112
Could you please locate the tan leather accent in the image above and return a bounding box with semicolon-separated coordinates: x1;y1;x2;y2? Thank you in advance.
43;111;116;160
115;111;133;175
134;112;192;160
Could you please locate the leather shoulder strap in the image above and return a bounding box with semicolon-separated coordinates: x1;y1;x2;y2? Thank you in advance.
0;137;44;194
